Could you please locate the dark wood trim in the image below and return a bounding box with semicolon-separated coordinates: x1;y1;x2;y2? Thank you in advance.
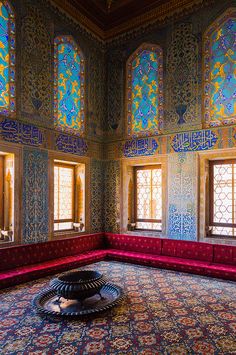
211;222;236;228
134;165;161;171
136;218;162;223
209;159;236;166
135;228;162;232
207;234;236;240
54;228;74;232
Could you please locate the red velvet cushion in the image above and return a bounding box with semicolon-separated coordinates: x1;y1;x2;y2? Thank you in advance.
161;239;178;257
213;245;235;265
0;249;107;289
175;241;213;262
105;233;162;255
206;263;236;281
107;250;209;275
0;233;105;272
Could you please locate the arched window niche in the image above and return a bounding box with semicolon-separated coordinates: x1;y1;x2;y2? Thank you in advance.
0;0;15;116
203;8;236;128
54;36;85;136
126;43;163;138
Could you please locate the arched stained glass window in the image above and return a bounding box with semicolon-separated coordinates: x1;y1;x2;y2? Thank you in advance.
0;1;15;116
54;36;85;135
203;8;236;127
126;44;163;138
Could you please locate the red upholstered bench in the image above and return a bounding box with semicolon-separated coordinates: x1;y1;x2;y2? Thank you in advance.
105;233;236;281
206;244;236;281
0;233;106;289
1;233;236;289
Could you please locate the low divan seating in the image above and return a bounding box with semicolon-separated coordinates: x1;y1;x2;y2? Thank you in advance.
0;232;236;289
0;233;106;289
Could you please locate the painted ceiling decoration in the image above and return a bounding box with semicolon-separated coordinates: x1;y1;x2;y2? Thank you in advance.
51;0;215;40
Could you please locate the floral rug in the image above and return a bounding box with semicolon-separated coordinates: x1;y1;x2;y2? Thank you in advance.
0;261;236;354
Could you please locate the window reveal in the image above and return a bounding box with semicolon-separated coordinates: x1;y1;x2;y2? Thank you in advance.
54;164;75;231
134;166;162;230
209;160;236;237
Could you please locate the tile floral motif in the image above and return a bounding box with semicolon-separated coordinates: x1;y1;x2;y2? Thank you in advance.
104;160;120;232
165;23;200;132
54;36;85;135
90;159;104;232
126;43;163;137
23;148;49;243
167;153;198;240
203;8;236;127
21;5;52;125
0;0;15;116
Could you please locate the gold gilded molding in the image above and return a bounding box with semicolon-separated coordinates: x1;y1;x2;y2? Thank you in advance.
50;0;215;41
105;0;213;40
50;0;105;41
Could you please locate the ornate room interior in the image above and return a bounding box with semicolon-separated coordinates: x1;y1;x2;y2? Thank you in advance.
0;0;236;353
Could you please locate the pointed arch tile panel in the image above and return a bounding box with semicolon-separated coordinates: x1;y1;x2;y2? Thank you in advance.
0;1;15;116
203;8;236;127
54;36;85;136
126;43;163;138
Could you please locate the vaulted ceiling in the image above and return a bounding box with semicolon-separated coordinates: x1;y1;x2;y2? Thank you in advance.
52;0;212;40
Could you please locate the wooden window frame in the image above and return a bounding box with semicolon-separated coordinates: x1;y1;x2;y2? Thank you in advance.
134;165;162;230
54;162;75;229
209;159;236;237
0;156;4;230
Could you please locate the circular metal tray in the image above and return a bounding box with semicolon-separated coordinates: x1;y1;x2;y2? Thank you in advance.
33;283;124;317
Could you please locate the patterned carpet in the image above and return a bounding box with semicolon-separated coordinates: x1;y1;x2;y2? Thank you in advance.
1;261;236;354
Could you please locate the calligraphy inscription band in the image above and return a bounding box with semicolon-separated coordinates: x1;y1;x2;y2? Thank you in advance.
56;134;88;156
0;118;44;146
171;130;218;152
123;138;158;157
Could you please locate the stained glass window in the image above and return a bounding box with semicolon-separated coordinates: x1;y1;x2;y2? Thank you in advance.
126;44;163;138
54;36;85;135
54;164;74;231
209;160;236;238
135;166;162;230
0;1;15;116
204;8;236;127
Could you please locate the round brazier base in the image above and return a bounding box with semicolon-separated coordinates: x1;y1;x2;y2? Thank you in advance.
33;283;124;317
50;270;106;300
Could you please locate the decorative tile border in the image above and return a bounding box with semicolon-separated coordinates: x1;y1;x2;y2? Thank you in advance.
90;159;104;233
171;130;218;152
167;153;198;241
23;148;49;244
0;118;44;147
55;134;88;156
122;138;158;157
106;126;236;160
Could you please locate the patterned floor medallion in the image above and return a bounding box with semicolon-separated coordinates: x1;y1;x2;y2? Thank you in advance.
0;261;236;354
